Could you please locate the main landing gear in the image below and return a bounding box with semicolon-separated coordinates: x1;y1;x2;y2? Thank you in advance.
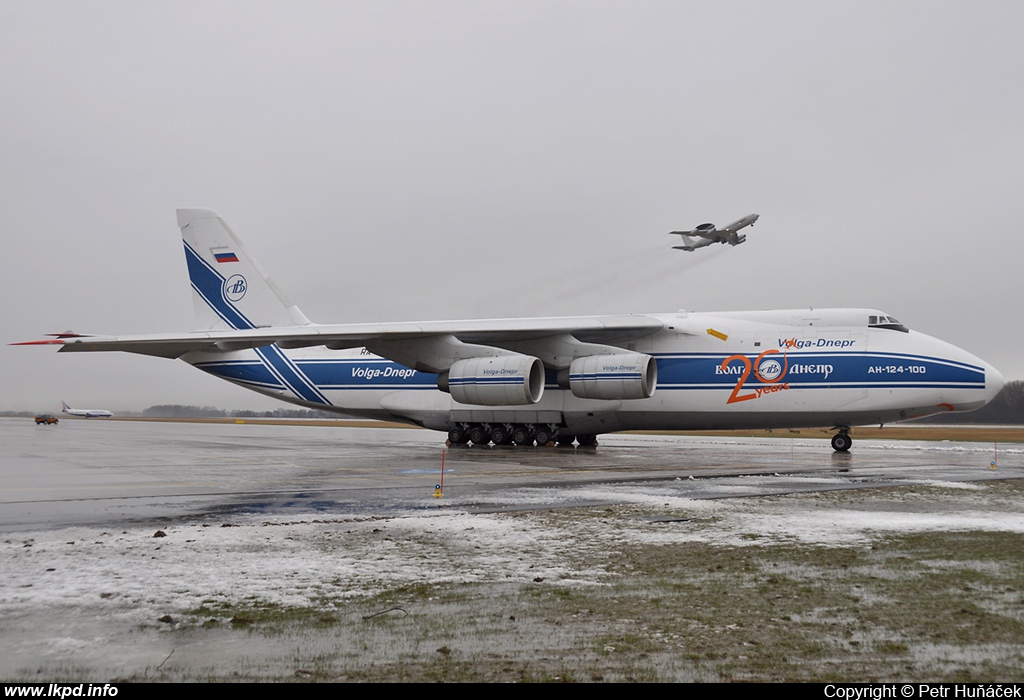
446;423;595;448
831;429;852;452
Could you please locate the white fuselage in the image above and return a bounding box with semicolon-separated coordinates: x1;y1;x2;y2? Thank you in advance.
62;406;113;418
27;210;1005;451
184;308;1002;436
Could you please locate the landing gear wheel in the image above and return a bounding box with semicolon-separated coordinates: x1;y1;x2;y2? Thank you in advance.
448;427;468;444
831;433;852;452
511;426;533;446
534;428;553;446
490;426;512;445
576;434;597;447
468;425;489;445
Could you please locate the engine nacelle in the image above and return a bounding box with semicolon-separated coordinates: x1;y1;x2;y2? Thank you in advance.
439;355;545;406
568;353;657;400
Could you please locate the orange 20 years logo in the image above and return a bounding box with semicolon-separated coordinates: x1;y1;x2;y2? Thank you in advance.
721;348;790;405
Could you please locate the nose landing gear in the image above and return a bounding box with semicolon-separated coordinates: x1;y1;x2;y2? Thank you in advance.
831;429;852;452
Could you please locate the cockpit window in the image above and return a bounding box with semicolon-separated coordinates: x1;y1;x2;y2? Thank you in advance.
868;314;909;333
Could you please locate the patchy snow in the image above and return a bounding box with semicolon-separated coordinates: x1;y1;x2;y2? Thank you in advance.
2;481;1020;631
914;480;984;490
0;510;610;629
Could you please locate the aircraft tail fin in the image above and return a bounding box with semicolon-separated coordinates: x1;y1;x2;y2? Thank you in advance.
61;401;71;413
176;209;311;331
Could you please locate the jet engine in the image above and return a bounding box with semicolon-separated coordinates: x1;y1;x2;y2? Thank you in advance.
567;353;657;400
439;355;545;406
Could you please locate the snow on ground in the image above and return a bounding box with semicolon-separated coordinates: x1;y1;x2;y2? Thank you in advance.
2;479;1020;627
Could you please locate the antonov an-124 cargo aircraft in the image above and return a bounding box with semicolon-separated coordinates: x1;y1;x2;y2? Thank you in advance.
15;209;1003;452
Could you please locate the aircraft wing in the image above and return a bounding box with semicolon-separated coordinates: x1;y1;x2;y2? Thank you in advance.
14;208;671;376
669;229;721;241
21;315;667;364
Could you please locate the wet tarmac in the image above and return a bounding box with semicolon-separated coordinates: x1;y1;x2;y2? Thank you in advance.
4;417;1024;681
2;417;1021;533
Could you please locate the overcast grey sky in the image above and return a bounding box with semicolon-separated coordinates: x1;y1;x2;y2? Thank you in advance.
2;1;1021;412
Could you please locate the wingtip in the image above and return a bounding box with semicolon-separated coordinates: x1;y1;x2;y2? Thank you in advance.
11;330;93;346
10;339;66;346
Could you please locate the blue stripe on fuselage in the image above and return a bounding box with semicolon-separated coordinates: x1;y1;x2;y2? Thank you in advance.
192;360;282;389
194;358;437;391
192;352;984;399
653;352;985;389
255;346;332;404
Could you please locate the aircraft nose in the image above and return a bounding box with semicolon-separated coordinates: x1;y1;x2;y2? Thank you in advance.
984;362;1005;403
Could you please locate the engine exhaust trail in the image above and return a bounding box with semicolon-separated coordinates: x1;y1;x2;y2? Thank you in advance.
483;241;732;316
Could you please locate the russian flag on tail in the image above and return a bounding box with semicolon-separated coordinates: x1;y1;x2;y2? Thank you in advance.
211;247;239;263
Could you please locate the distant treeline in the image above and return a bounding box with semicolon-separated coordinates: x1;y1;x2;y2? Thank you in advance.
140;405;345;419
917;380;1024;424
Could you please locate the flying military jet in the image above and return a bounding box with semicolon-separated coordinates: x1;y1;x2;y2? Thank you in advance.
670;213;759;251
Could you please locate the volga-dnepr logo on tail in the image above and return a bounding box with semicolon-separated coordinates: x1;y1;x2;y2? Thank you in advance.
224;275;247;302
